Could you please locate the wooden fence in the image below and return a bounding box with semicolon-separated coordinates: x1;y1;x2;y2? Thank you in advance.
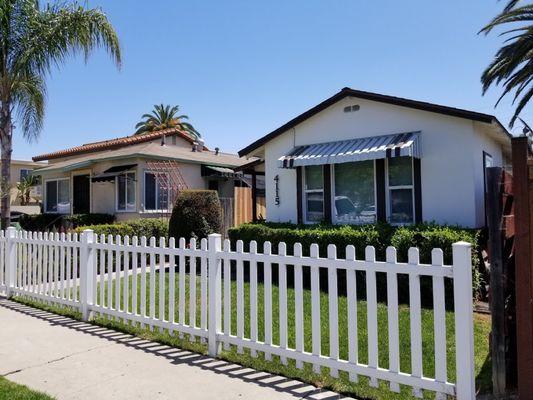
0;227;476;399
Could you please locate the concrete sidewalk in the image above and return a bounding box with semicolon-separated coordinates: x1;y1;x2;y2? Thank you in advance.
0;298;350;400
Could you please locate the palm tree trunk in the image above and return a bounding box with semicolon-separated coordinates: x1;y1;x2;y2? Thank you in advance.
0;103;13;229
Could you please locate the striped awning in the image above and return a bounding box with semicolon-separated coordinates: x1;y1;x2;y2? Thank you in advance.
278;131;420;168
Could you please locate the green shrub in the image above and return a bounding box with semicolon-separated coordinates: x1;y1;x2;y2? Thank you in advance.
123;219;169;239
228;222;483;303
75;218;168;239
228;222;388;258
64;213;115;228
75;223;135;238
19;213;114;232
169;190;222;241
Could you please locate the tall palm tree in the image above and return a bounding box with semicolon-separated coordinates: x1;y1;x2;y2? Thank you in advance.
480;0;533;127
134;104;200;138
0;0;121;227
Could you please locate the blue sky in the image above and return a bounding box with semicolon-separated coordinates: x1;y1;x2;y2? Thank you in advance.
14;0;531;160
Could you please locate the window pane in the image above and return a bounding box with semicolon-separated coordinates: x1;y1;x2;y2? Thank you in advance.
126;173;136;211
334;160;376;224
145;173;156;210
20;169;32;181
117;175;126;210
158;177;169;210
388;157;413;186
390;188;413;224
305;165;323;190
306;192;323;222
57;180;70;214
46;181;57;212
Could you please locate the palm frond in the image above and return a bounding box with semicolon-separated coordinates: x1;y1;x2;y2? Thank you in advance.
481;1;533;126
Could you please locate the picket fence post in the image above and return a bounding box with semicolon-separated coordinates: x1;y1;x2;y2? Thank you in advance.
453;241;475;400
208;233;222;357
80;229;95;321
5;227;17;298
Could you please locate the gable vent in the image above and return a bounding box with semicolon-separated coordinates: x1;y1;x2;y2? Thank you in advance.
343;104;360;113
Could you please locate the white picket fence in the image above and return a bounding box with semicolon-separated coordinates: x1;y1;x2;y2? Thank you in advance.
0;227;475;399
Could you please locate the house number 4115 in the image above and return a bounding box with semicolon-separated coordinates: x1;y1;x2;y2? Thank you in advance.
274;175;280;205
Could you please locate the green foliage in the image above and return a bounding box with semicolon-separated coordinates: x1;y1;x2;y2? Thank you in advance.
229;222;483;300
19;213;114;232
0;0;121;226
134;104;200;138
480;0;533;126
168;190;222;241
228;222;392;258
75;218;168;239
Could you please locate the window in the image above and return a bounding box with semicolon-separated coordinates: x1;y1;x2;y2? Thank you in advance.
45;179;70;214
116;172;136;211
20;169;33;181
304;165;324;222
144;172;169;211
333;160;376;224
387;157;414;224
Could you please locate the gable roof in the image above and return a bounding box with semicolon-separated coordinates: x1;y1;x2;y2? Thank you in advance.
238;87;511;157
33;127;206;162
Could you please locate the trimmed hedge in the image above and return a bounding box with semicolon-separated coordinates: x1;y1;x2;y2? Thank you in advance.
75;218;168;239
169;190;222;241
228;222;482;303
19;213;115;232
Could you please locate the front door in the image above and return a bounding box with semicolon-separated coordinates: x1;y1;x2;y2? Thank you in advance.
73;174;90;214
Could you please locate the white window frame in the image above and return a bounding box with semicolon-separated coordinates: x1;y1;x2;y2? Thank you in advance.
303;165;324;224
385;157;415;225
115;172;136;212
331;160;377;225
44;178;71;214
143;171;170;212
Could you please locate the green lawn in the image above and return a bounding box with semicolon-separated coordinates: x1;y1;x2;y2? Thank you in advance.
87;271;491;400
13;269;491;400
0;377;55;400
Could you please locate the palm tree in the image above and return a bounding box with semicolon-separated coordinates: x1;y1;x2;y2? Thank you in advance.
0;0;121;228
134;104;200;138
16;174;36;206
480;0;533;127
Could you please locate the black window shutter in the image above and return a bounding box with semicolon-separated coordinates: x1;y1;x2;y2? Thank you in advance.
375;159;387;222
296;167;303;224
323;165;332;224
414;158;422;224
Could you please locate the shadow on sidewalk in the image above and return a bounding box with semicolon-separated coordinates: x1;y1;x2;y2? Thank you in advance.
0;297;352;400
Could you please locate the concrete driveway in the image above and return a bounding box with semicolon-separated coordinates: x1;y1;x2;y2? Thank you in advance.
0;298;350;400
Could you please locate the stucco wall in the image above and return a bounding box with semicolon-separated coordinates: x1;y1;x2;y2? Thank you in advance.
38;156;221;217
261;97;508;228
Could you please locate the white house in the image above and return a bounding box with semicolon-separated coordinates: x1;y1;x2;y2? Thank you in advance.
238;88;512;228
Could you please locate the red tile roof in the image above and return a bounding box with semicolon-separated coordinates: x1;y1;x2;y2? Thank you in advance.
32;128;206;161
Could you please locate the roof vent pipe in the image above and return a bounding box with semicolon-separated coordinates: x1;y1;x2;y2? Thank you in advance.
197;138;204;152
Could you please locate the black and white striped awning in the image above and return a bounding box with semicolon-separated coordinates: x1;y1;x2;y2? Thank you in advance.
278;132;420;168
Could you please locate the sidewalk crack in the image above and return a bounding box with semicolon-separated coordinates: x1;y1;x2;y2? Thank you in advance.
1;343;115;377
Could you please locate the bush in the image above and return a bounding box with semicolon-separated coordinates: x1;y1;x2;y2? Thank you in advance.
75;218;168;239
75;223;135;238
228;222;483;303
168;190;222;241
228;222;389;258
19;213;114;232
